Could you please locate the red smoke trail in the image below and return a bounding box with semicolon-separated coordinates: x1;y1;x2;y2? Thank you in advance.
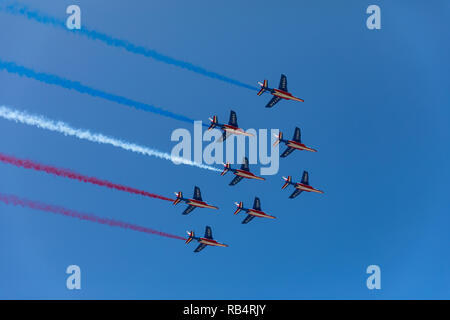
0;193;186;240
0;152;174;202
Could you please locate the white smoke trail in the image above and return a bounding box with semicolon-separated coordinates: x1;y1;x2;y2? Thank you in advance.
0;105;221;172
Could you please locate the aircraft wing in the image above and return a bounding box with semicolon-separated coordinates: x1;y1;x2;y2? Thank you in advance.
194;243;207;252
280;147;295;158
265;96;281;108
293;127;301;142
301;170;309;185
242;214;255;224
229;175;244;186
289;189;303;199
204;226;213;239
229;110;238;127
240;157;250;172
182;205;196;215
193;186;202;201
279;74;288;92
253;197;261;211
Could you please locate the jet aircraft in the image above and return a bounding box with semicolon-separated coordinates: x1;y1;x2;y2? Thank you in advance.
257;74;304;108
281;170;324;199
273;127;317;158
208;110;254;142
221;157;265;186
185;226;228;252
173;186;218;215
233;196;276;224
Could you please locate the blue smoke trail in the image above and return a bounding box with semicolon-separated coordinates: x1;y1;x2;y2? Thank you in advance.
0;59;197;124
1;2;258;91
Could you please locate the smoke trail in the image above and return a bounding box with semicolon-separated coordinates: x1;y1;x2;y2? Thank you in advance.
0;192;186;240
0;152;175;202
0;105;221;172
1;2;258;91
0;59;196;124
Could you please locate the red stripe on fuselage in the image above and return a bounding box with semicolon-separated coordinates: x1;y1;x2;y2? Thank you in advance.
222;125;253;137
287;140;317;152
295;183;323;193
274;89;293;97
235;170;265;180
199;238;228;247
187;199;218;209
248;209;275;219
273;89;304;102
223;124;239;130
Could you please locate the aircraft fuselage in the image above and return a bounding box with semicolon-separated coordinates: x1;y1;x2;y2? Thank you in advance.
186;199;218;209
286;140;317;152
245;208;276;219
234;169;265;181
221;124;254;137
295;183;324;194
271;88;304;102
198;238;228;247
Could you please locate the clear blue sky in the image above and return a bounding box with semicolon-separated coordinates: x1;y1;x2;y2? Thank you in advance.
0;0;449;299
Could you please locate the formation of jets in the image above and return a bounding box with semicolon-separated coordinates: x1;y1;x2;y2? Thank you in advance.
175;74;323;253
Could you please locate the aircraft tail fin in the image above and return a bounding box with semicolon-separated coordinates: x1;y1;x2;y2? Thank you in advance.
185;230;195;244
173;192;183;205
281;176;292;189
257;80;268;96
233;202;243;215
273;131;283;147
208;116;218;130
221;163;231;176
